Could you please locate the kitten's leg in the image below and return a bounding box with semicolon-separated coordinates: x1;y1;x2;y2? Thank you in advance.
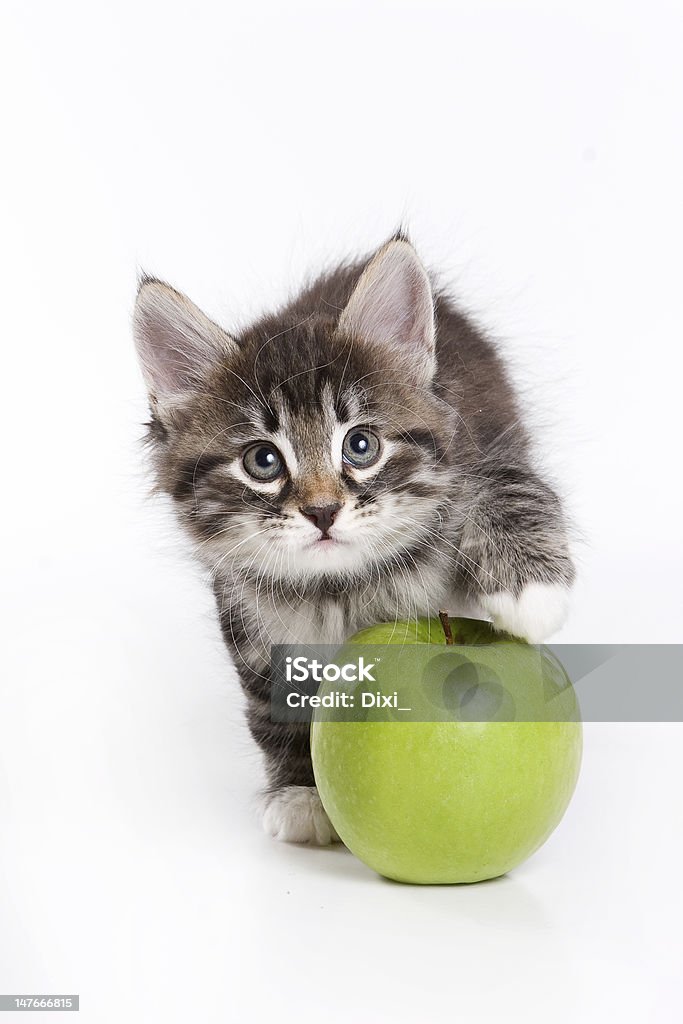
247;698;340;846
457;464;575;643
215;597;340;846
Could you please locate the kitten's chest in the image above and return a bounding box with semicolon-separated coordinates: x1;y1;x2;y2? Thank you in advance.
235;563;459;659
264;598;350;648
261;580;446;648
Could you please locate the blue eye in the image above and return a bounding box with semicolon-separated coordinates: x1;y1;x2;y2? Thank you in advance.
243;443;284;481
342;429;381;468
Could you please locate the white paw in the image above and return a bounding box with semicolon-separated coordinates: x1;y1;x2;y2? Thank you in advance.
481;582;570;643
261;786;341;846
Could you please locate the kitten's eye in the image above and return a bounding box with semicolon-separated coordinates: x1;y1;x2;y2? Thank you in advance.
242;443;284;482
342;428;381;468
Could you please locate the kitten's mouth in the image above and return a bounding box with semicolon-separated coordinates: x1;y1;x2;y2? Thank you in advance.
309;535;344;548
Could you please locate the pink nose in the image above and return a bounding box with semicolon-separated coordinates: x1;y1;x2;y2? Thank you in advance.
300;503;342;535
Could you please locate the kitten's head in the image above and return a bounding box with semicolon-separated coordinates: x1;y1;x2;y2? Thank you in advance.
134;239;457;583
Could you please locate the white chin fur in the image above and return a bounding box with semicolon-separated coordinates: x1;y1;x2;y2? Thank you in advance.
261;786;341;846
480;582;570;643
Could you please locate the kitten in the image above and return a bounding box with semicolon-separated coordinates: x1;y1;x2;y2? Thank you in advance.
133;236;574;845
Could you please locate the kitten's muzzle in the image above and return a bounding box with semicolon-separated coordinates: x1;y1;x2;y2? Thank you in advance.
299;502;342;537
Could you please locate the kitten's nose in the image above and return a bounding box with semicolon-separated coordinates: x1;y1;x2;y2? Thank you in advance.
300;502;342;535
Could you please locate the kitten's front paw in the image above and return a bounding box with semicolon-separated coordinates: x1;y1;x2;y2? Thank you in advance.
481;581;570;643
261;786;341;846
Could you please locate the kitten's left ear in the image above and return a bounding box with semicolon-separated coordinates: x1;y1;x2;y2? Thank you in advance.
337;239;435;383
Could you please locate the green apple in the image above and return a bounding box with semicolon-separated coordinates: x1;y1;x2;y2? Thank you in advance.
310;616;582;884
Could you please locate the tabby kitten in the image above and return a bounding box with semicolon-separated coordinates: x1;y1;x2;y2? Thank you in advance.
133;237;574;845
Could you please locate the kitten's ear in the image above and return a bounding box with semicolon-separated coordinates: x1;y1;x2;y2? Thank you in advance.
337;239;435;382
133;278;237;410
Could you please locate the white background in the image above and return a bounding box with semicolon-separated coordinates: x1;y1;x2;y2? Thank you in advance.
1;1;682;1021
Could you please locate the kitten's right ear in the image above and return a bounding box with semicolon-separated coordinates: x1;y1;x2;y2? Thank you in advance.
133;278;237;410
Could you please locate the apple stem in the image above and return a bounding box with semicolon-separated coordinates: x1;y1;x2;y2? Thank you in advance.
439;610;455;645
